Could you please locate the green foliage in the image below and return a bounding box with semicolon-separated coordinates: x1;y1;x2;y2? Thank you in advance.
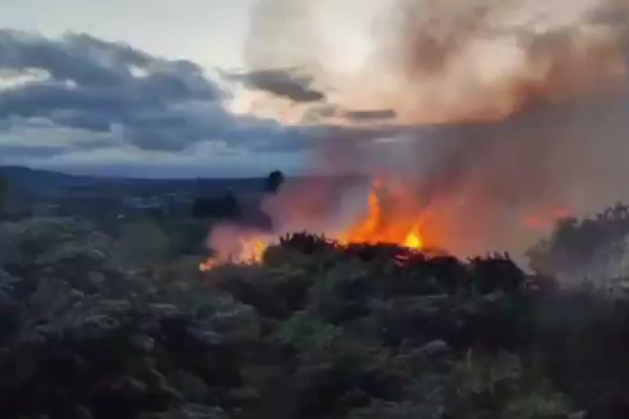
2;212;629;419
114;219;172;267
191;192;240;220
204;234;564;419
527;202;629;281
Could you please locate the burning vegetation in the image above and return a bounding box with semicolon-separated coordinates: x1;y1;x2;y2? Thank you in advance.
338;180;425;250
202;0;629;270
200;177;426;270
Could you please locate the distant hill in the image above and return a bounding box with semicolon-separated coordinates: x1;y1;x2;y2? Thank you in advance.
0;165;254;184
0;166;102;191
0;165;269;197
0;165;366;198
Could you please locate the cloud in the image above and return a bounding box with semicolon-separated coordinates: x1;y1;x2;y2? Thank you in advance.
0;30;325;169
226;67;325;102
235;0;629;259
342;109;397;123
0;31;217;99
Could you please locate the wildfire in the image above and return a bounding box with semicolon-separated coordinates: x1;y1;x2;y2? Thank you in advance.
404;232;423;250
338;181;427;251
198;174;582;272
199;233;268;271
199;179;427;271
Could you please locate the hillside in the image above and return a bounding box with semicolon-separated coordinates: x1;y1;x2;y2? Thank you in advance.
0;165;365;196
2;166;629;418
0;220;628;419
0;165;266;192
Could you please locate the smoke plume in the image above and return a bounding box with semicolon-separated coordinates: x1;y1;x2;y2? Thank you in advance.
236;0;629;258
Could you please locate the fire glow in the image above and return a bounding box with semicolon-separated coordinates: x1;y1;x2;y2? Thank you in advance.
199;179;427;270
198;177;578;271
337;180;426;250
199;236;268;271
199;0;628;271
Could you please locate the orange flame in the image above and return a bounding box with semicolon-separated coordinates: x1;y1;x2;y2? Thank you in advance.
199;234;268;271
338;180;426;250
199;179;428;271
404;232;424;250
198;177;580;272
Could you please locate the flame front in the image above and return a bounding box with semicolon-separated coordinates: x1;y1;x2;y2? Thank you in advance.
338;180;427;251
197;173;584;272
404;232;423;250
199;231;268;271
199;179;429;271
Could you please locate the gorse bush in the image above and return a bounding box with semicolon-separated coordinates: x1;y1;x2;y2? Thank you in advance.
527;202;629;285
1;204;629;418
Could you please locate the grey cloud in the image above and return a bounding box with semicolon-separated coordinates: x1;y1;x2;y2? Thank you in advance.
343;109;397;123
227;67;325;102
0;31;217;99
0;30;324;157
0;144;71;159
302;105;339;123
0;82;142;119
300;105;397;125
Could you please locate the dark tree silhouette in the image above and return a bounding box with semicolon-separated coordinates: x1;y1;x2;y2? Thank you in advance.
526;202;629;277
264;170;285;195
191;189;240;219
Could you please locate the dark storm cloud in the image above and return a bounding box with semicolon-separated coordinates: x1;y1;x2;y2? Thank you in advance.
0;30;323;156
0;30;217;100
227;68;325;102
299;105;397;125
0;144;71;159
343;109;397;123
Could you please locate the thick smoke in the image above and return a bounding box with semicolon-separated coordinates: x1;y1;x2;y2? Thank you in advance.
243;0;321;71
363;0;629;256
373;0;628;122
235;0;629;259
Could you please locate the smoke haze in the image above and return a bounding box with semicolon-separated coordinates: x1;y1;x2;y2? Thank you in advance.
235;0;629;258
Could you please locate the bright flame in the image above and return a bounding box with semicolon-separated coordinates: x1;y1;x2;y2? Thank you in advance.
337;180;428;251
198;177;581;272
404;232;423;250
199;232;268;271
199;179;430;271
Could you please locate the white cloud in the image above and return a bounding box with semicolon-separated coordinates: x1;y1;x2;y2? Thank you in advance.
0;68;50;90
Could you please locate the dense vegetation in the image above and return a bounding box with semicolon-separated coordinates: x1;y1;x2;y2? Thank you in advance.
2;176;629;419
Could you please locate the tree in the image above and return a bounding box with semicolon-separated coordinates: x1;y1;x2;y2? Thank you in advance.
264;170;285;195
526;202;629;280
191;189;240;219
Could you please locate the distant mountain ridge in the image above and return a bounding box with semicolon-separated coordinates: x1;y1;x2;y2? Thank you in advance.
0;166;98;188
0;165;256;182
0;165;366;183
0;165;367;196
0;165;278;204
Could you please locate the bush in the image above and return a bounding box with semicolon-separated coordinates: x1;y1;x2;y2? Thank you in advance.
527;202;629;285
2;212;629;419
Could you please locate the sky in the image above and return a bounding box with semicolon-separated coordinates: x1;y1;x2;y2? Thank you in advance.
0;0;626;181
0;0;383;178
0;0;256;71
